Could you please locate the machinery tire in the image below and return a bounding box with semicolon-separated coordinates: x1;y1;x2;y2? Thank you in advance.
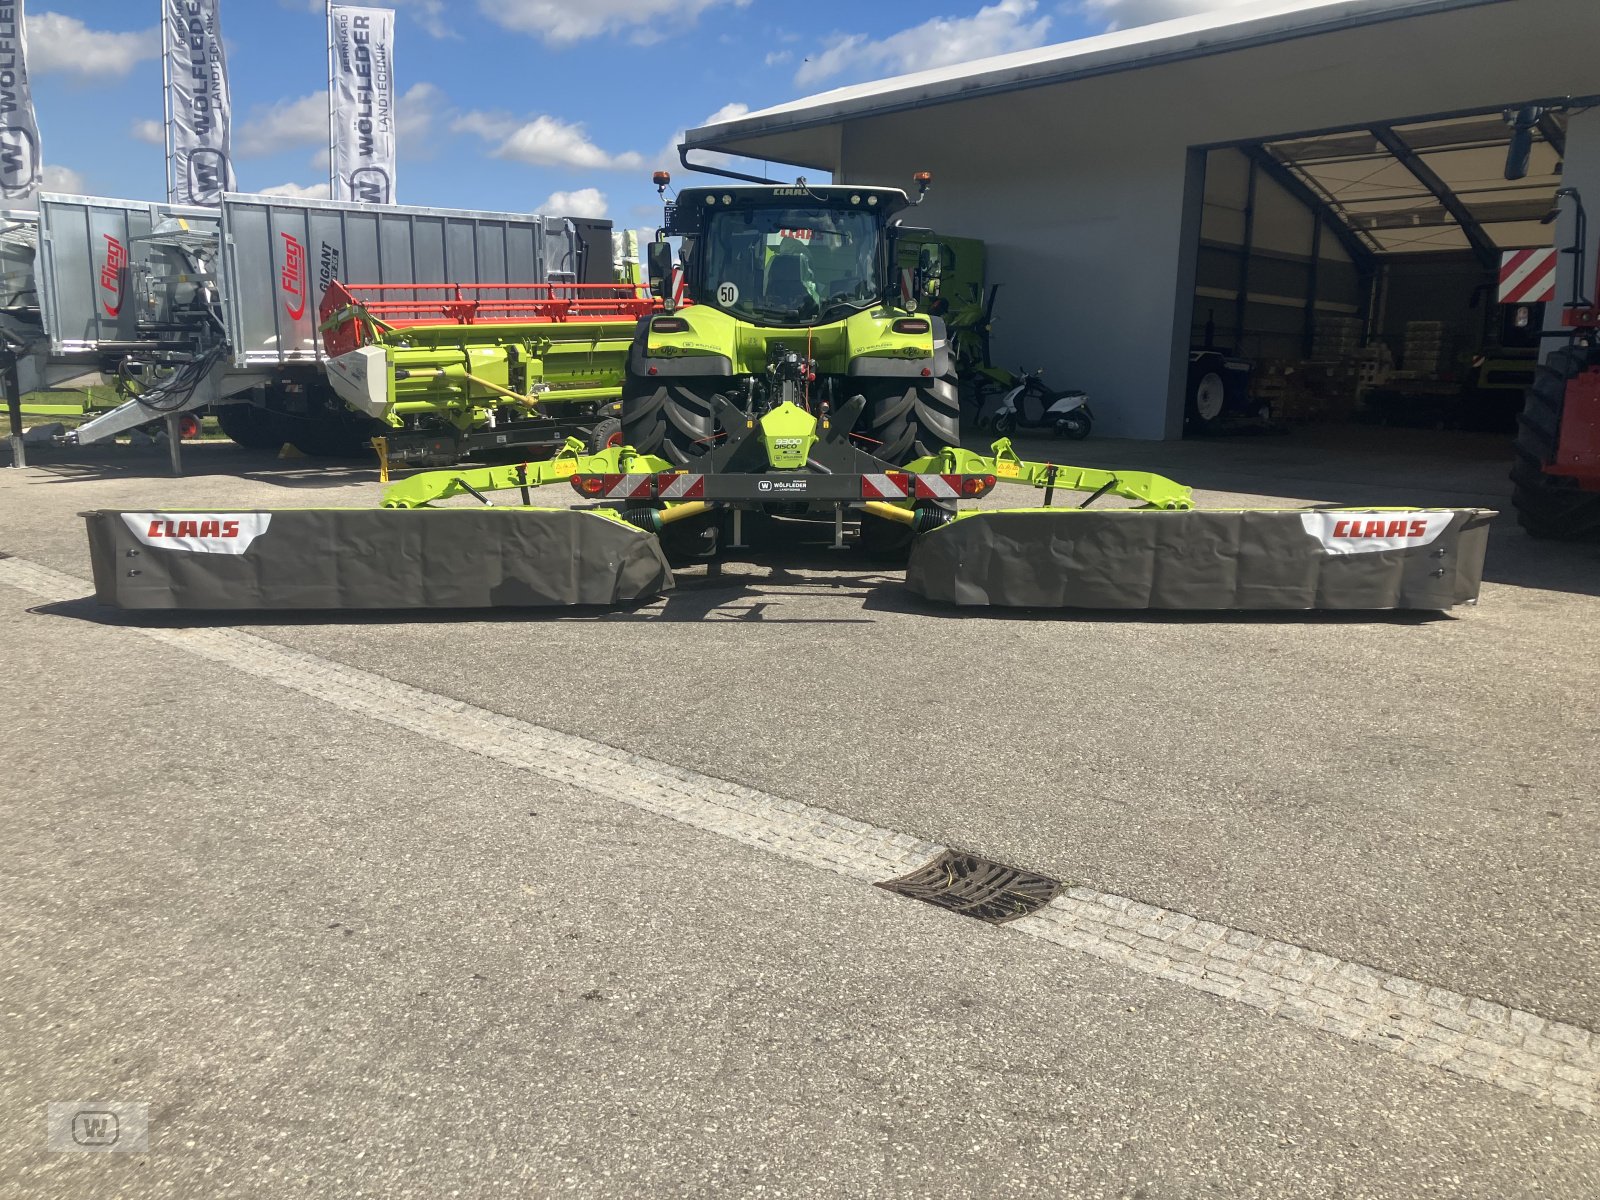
1186;354;1228;432
1510;345;1600;539
861;377;960;466
289;410;381;459
621;380;716;466
215;403;290;451
585;416;624;454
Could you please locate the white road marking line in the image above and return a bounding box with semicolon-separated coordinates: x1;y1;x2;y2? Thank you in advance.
5;553;1596;1115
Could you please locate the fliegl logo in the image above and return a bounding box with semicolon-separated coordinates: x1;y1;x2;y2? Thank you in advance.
99;235;127;317
122;513;272;555
1299;511;1454;555
280;233;307;320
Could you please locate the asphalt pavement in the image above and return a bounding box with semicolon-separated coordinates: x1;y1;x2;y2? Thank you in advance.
2;427;1598;1197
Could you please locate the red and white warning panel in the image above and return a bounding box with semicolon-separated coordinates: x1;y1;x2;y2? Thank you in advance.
1499;247;1558;304
571;471;997;502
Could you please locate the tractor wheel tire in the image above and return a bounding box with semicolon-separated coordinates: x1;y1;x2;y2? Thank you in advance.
1510;345;1600;540
1186;357;1229;432
621;381;716;466
861;377;960;466
215;403;290;451
585;416;624;454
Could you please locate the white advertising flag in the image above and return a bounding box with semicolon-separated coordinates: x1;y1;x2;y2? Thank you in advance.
329;6;396;204
0;4;43;202
164;0;237;207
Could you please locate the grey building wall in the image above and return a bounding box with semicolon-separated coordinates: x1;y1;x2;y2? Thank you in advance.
799;0;1598;438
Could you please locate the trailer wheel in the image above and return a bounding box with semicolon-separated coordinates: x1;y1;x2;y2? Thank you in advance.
621;380;715;466
289;410;382;459
215;403;290;451
861;377;960;465
1510;345;1600;539
585;417;624;454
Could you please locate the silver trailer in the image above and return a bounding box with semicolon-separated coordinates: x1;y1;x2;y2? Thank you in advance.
2;192;604;459
219;194;556;370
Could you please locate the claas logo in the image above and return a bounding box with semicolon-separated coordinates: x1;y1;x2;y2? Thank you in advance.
99;235;126;317
147;518;242;539
1331;517;1430;539
281;233;307;320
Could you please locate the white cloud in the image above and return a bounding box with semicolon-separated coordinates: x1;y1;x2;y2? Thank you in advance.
287;0;456;39
763;50;792;67
701;102;750;127
538;187;608;219
457;113;645;171
660;103;749;172
130;119;165;147
237;92;327;158
258;181;332;200
1077;0;1270;29
236;83;447;162
398;83;446;142
41;164;86;193
795;0;1052;87
27;13;159;80
479;0;746;45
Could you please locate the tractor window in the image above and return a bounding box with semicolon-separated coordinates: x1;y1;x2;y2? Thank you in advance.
700;206;881;325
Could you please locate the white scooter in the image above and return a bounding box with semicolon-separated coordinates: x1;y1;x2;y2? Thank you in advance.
988;370;1093;440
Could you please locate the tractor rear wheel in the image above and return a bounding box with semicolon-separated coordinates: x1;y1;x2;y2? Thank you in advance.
621;380;716;466
861;377;960;465
1510;345;1600;539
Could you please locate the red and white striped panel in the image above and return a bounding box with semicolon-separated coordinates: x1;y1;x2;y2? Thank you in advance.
603;474;658;500
912;475;961;500
658;473;704;500
860;472;910;500
1499;248;1558;304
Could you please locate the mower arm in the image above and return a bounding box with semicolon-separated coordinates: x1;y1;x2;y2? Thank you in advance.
907;439;1194;510
380;439;674;508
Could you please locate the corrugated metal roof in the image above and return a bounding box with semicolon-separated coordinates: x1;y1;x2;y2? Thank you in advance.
686;0;1506;151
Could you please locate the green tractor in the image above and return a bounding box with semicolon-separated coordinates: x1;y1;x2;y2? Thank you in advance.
624;173;959;468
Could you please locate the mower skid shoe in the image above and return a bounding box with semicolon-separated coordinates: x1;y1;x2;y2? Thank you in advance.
905;508;1494;611
85;508;673;610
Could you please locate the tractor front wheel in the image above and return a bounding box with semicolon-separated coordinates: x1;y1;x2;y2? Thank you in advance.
1510;345;1600;539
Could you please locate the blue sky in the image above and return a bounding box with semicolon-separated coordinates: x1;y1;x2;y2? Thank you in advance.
27;0;1234;225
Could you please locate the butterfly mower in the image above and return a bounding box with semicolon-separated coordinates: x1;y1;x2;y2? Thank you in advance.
83;175;1493;613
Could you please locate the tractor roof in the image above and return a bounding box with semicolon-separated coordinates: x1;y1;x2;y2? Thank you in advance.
674;183;911;212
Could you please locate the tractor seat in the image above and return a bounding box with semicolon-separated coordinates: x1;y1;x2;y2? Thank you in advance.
765;255;815;310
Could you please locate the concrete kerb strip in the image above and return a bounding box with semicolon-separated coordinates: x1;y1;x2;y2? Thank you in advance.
4;553;1596;1116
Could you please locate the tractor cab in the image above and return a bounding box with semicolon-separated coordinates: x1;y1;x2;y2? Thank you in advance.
647;176;934;321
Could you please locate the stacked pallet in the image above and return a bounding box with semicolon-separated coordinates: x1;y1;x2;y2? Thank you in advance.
1402;321;1453;375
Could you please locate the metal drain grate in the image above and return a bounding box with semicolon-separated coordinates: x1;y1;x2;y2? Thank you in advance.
876;851;1062;924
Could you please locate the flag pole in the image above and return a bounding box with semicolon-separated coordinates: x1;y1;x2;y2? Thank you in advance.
161;2;174;203
326;0;336;198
